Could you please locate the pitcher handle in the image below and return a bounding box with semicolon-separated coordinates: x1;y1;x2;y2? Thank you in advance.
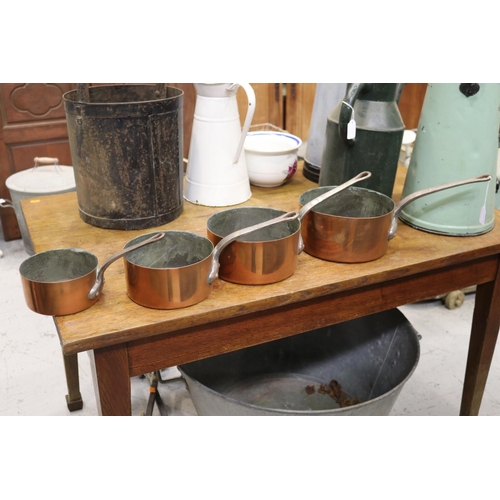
228;83;256;165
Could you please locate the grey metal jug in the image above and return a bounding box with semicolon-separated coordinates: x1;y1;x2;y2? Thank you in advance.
400;83;500;236
319;83;405;197
303;83;346;182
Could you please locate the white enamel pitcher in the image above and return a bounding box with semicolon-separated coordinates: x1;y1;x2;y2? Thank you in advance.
185;83;256;206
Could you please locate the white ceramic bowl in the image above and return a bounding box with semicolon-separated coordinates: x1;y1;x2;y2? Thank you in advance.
244;131;302;187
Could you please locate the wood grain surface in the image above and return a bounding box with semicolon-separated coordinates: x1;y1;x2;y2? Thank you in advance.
21;164;500;356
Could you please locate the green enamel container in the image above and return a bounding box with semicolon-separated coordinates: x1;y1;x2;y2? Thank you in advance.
400;83;500;236
318;83;405;198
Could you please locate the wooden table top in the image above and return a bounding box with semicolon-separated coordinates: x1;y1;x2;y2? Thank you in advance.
21;164;500;355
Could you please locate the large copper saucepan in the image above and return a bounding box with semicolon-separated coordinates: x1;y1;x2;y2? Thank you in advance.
206;171;371;284
122;211;299;309
19;232;165;316
299;174;492;263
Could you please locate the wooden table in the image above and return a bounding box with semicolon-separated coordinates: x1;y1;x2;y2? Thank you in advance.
21;165;500;416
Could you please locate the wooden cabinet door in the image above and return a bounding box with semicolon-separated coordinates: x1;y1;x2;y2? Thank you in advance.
236;83;284;130
167;83;197;161
236;82;316;140
398;83;427;130
0;83;76;240
284;83;317;141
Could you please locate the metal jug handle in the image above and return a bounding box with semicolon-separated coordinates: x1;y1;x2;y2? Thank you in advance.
338;83;368;146
228;83;256;165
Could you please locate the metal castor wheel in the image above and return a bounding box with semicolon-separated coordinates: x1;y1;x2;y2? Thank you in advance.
443;290;465;310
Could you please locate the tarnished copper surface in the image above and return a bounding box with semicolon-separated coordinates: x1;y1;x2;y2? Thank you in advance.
19;233;165;315
21;272;98;316
124;257;213;309
123;231;214;309
300;174;493;263
206;207;301;285
299;186;394;263
19;249;99;316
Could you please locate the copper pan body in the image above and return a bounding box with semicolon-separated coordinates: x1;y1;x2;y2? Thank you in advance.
206;207;301;285
299;173;492;263
19;233;164;316
299;186;395;263
20;248;99;315
123;231;214;309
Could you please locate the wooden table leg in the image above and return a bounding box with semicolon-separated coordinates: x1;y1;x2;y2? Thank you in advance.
90;344;132;416
460;266;500;416
63;353;83;411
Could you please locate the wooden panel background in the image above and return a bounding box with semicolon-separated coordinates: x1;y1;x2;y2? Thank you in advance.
398;83;428;130
1;82;427;241
0;83;75;240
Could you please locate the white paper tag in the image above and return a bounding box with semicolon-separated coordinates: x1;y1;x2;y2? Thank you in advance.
347;118;356;140
342;100;356;140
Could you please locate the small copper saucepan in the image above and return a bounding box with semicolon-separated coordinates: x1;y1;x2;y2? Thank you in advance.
122;211;299;309
19;232;165;316
299;174;492;263
206;171;371;284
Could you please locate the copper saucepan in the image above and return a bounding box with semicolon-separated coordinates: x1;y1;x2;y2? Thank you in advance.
19;232;165;316
206;171;372;284
299;174;492;263
122;211;299;309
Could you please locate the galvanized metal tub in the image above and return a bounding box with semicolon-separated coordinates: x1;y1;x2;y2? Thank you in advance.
63;84;184;230
179;309;420;416
2;159;76;255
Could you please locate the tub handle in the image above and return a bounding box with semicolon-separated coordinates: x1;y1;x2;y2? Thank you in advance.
34;157;59;166
0;198;14;209
33;157;64;174
88;232;165;300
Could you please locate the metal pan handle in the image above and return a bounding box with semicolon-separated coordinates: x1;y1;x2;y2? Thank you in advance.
297;171;372;221
207;211;299;285
295;170;372;254
388;174;492;240
88;232;165;300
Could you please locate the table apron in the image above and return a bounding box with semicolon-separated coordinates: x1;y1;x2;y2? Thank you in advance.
126;254;499;377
